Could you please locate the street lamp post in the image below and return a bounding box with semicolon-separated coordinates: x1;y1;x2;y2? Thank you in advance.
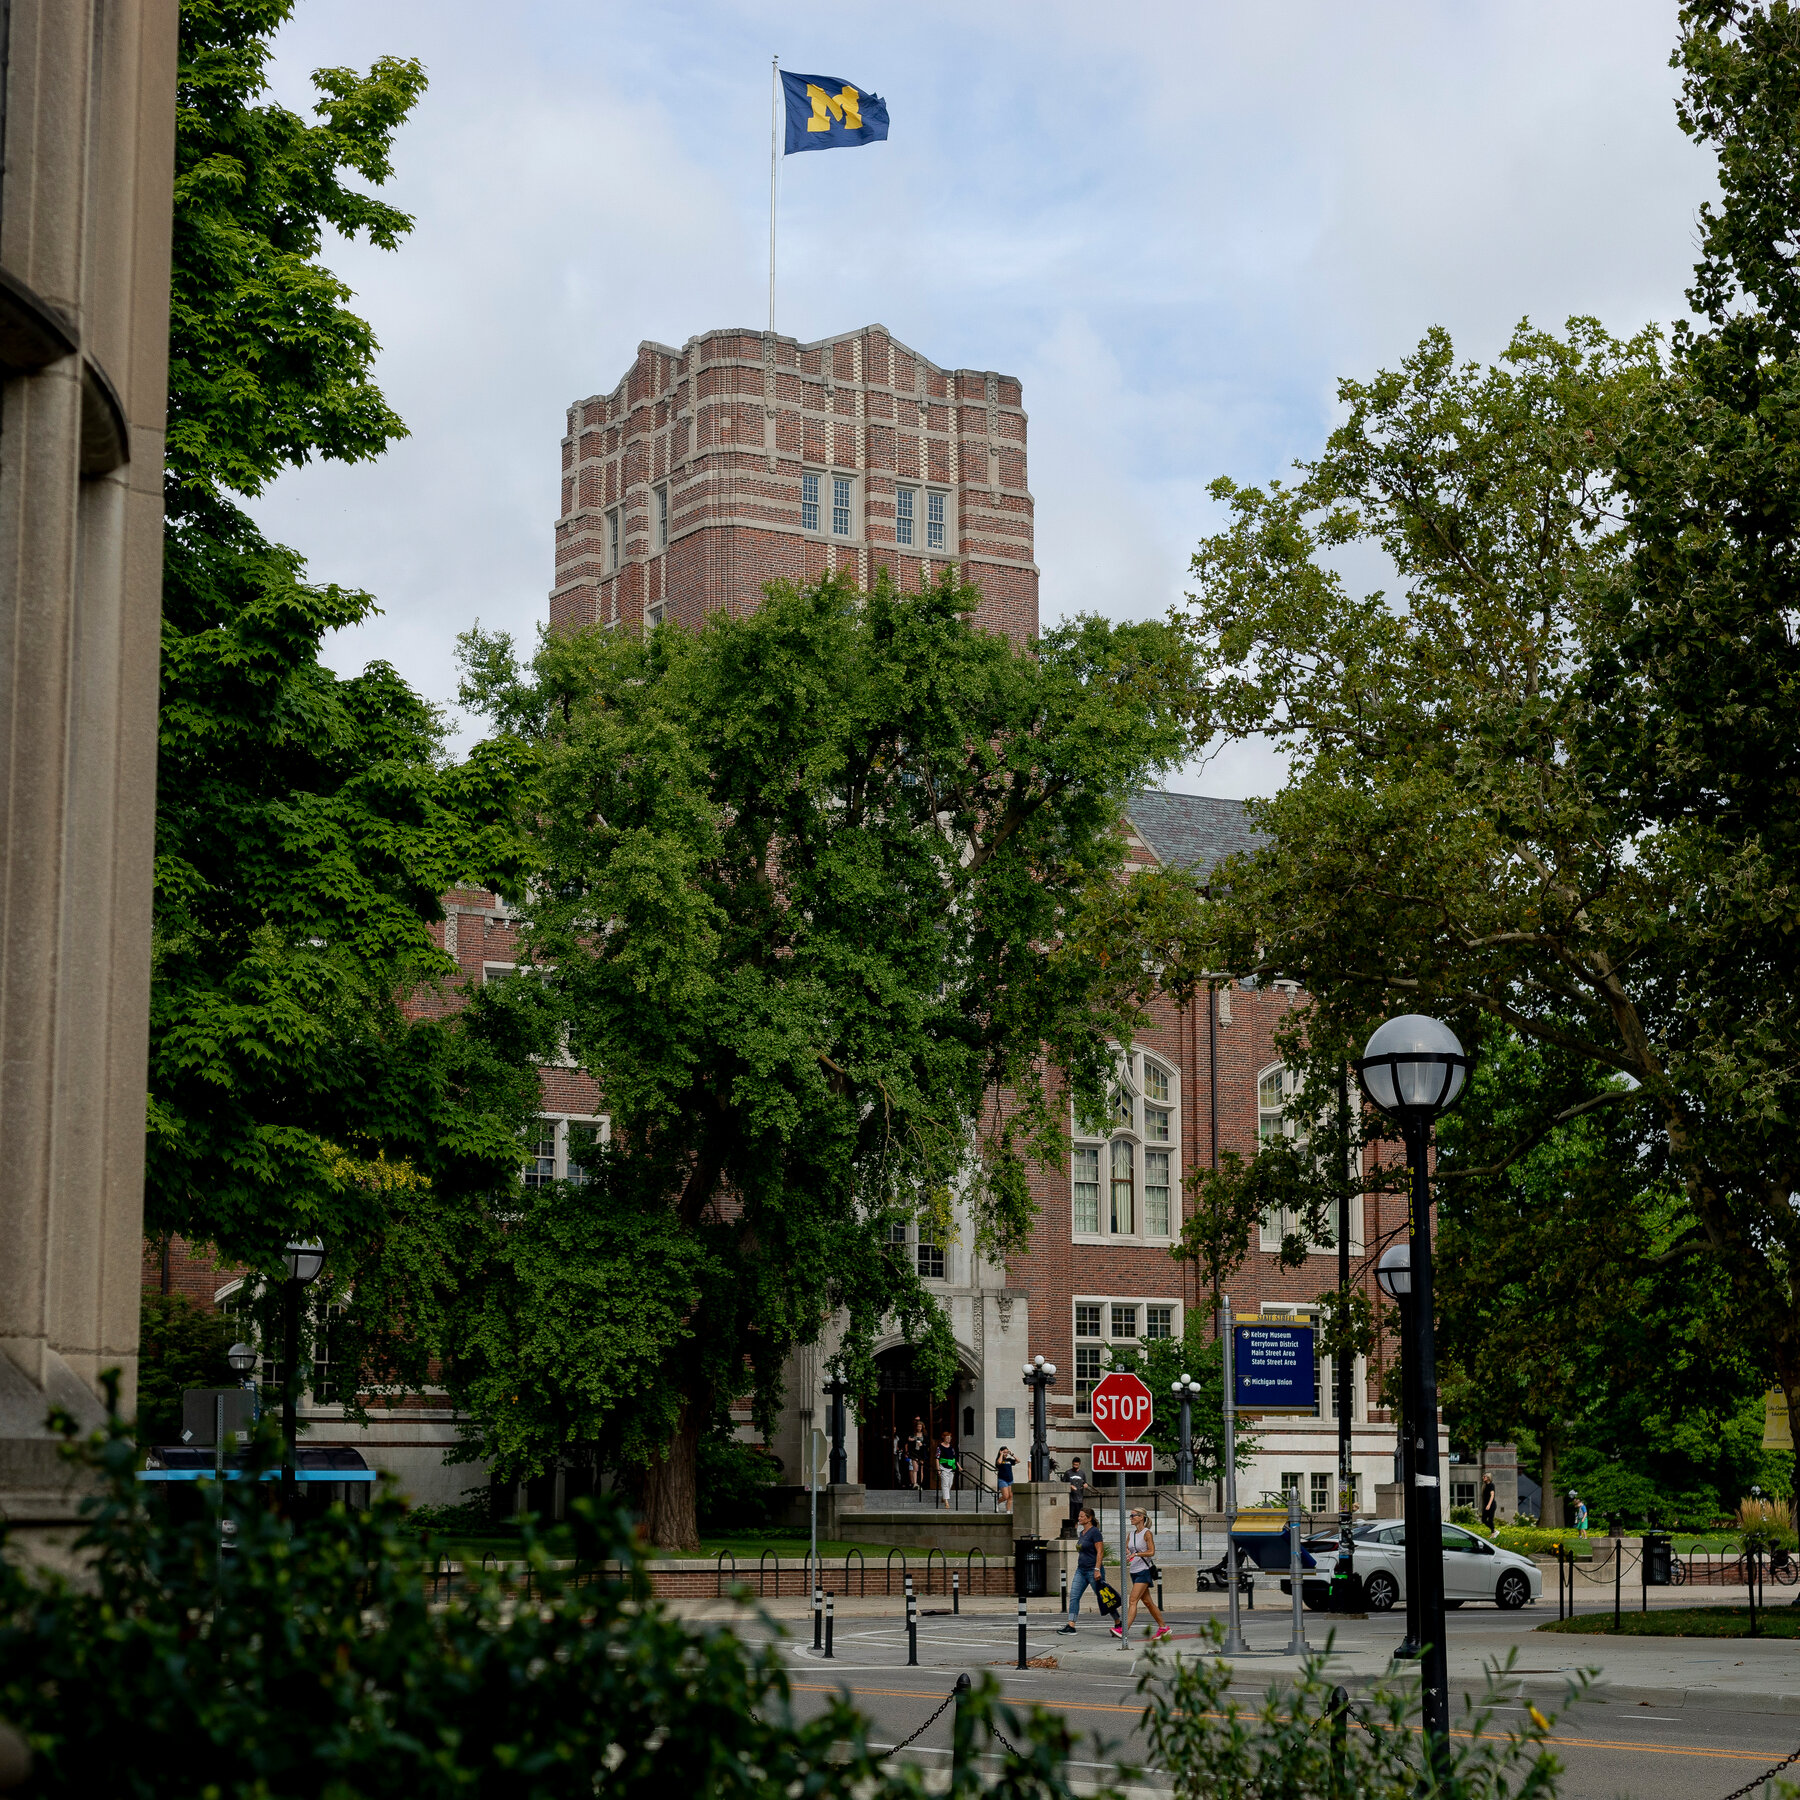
1022;1355;1056;1483
280;1238;325;1498
1171;1372;1200;1486
824;1376;849;1486
227;1341;259;1423
1377;1242;1421;1661
1355;1014;1473;1773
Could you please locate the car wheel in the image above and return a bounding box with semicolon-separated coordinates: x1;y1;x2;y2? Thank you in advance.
1496;1569;1531;1610
1364;1570;1400;1612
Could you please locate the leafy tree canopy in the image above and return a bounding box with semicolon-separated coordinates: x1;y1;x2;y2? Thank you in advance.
450;572;1205;1544
150;1;536;1393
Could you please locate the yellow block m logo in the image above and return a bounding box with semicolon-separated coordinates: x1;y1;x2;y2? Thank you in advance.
805;83;862;133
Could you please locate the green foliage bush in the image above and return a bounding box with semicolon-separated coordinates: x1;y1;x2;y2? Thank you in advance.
1140;1624;1567;1800
698;1432;782;1530
0;1412;1099;1798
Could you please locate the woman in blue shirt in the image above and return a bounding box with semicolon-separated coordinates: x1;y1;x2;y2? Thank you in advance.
1059;1507;1111;1632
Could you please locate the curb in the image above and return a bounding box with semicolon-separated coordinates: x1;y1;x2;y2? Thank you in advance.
1041;1641;1800;1716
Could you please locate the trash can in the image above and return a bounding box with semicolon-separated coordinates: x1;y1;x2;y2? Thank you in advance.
1014;1536;1048;1598
1642;1531;1673;1587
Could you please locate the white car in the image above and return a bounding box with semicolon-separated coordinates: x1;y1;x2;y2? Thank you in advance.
1286;1521;1542;1612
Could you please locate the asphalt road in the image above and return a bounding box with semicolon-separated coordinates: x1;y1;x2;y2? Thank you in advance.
757;1605;1800;1800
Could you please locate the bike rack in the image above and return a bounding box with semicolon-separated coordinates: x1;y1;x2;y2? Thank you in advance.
759;1549;777;1598
844;1547;865;1596
924;1546;946;1596
886;1547;907;1595
715;1549;737;1599
964;1546;987;1596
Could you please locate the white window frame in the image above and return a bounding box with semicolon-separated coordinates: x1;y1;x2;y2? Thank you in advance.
525;1112;609;1187
926;486;949;551
1071;1050;1180;1246
1257;1062;1362;1255
655;484;669;550
895;485;917;547
801;469;821;533
1073;1294;1184;1415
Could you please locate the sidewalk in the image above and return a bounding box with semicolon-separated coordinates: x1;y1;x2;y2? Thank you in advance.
672;1588;1800;1718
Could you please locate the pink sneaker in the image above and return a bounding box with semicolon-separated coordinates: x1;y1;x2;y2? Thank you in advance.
1155;1626;1173;1640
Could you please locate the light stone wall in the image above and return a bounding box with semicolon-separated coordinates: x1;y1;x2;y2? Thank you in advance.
0;1;178;1546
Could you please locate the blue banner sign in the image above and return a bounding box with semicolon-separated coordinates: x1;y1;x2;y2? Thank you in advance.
1234;1323;1316;1409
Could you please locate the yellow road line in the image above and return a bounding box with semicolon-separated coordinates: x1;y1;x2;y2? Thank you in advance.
786;1683;1783;1762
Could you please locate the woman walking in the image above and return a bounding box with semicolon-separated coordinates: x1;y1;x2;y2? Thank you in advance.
907;1417;927;1492
1059;1506;1115;1632
935;1430;957;1507
1114;1507;1171;1640
995;1446;1017;1513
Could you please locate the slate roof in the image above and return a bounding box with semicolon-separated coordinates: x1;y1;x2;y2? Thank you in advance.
1124;790;1263;880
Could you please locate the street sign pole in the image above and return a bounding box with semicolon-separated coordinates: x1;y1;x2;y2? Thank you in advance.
1221;1295;1246;1654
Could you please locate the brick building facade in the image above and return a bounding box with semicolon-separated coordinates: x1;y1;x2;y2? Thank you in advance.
551;325;1037;645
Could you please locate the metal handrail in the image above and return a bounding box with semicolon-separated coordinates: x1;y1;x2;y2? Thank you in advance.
715;1548;737;1598
1157;1487;1206;1554
845;1547;865;1596
953;1449;998;1512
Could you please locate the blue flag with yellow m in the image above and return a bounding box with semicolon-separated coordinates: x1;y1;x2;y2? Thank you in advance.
781;71;889;154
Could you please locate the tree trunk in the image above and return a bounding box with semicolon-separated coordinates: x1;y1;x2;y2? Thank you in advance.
1539;1434;1558;1530
642;1402;703;1551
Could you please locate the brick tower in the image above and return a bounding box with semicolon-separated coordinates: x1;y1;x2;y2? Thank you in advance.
551;326;1037;645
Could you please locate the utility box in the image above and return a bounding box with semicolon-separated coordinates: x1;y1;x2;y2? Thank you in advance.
1642;1531;1673;1587
180;1388;255;1446
1013;1536;1048;1598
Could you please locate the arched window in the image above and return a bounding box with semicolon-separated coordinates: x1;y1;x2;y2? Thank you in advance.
1070;1051;1180;1244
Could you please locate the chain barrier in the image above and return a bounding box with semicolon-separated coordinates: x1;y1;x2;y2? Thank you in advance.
1714;1742;1800;1800
883;1687;958;1758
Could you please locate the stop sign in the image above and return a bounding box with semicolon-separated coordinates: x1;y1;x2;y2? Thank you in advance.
1089;1370;1154;1443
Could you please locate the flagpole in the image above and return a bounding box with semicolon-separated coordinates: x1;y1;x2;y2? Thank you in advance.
769;55;779;333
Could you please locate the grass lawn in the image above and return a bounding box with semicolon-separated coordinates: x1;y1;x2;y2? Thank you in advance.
412;1526;901;1565
1538;1606;1800;1638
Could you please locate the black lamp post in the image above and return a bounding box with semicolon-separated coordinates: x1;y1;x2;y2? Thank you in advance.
280;1238;325;1496
1355;1014;1472;1771
824;1376;849;1486
1171;1372;1200;1486
1377;1242;1421;1660
1022;1355;1056;1483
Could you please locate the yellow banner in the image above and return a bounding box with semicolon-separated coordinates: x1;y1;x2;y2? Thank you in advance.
1764;1389;1792;1451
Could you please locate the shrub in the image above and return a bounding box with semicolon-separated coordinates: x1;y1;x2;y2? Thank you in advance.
0;1406;1100;1798
404;1493;495;1535
134;1291;240;1446
1736;1496;1798;1555
1448;1505;1481;1528
1139;1625;1570;1800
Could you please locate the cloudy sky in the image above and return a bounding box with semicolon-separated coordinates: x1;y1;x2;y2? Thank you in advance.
254;1;1716;796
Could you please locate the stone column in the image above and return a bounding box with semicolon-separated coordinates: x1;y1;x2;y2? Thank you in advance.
0;0;178;1552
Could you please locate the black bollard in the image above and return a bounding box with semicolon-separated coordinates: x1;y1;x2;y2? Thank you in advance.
1329;1685;1351;1800
1613;1539;1621;1633
907;1588;918;1666
1060;1565;1068;1616
824;1592;835;1658
952;1672;974;1788
953;1570;960;1615
1016;1594;1028;1669
813;1585;822;1650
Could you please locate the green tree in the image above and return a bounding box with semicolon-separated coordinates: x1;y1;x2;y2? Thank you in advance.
452;573;1203;1545
1170;3;1800;1474
151;0;536;1380
134;1293;240;1446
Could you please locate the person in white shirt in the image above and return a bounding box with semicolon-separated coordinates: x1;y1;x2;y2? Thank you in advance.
1113;1507;1171;1641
